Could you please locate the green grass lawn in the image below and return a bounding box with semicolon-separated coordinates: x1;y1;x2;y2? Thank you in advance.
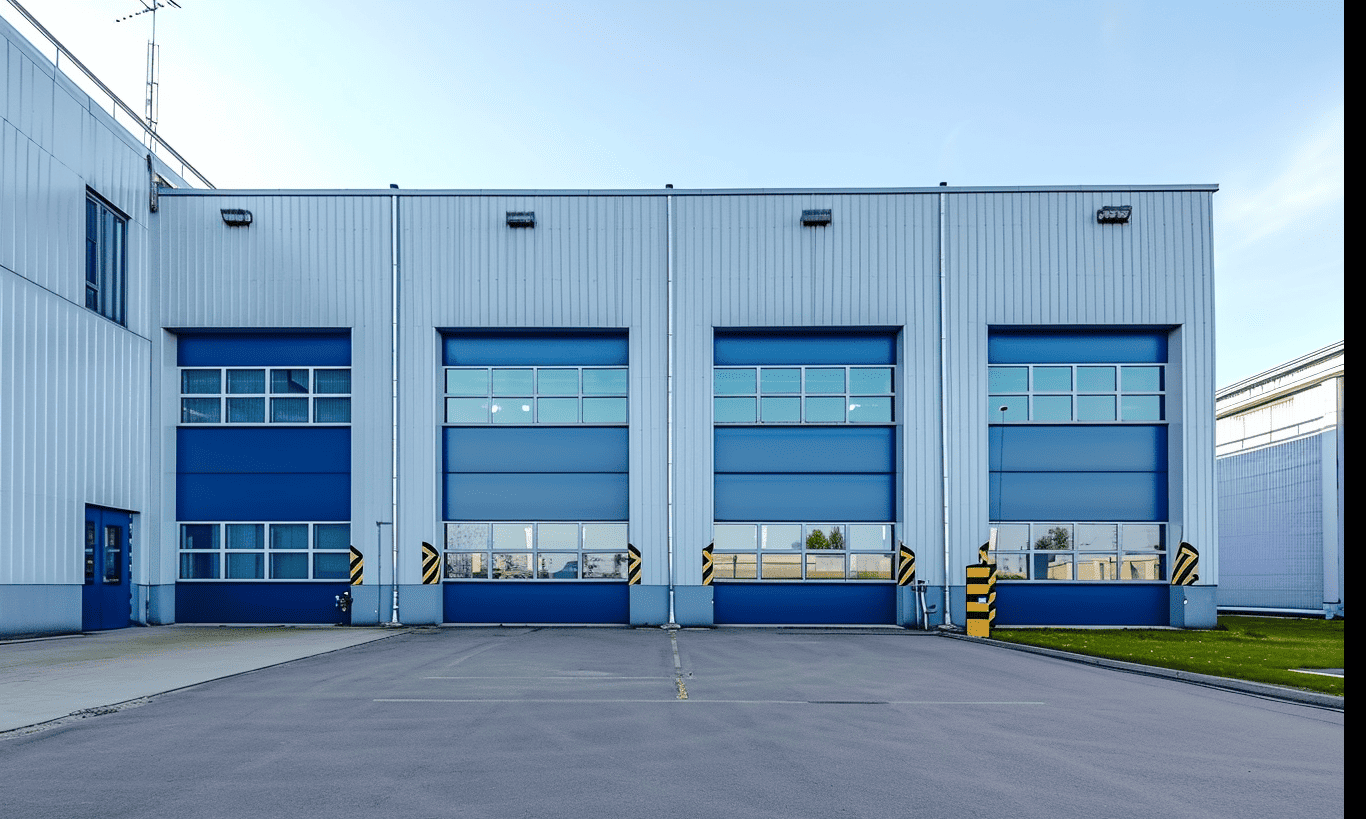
991;615;1344;697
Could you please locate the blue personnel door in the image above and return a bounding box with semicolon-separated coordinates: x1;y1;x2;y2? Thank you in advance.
82;506;132;631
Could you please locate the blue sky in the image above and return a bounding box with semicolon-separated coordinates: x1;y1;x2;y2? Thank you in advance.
6;0;1342;384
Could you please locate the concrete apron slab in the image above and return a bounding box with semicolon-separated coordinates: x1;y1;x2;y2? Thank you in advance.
0;625;400;734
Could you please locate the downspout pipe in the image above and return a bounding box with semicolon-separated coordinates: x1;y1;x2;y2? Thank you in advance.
665;185;678;628
389;186;401;625
938;186;954;628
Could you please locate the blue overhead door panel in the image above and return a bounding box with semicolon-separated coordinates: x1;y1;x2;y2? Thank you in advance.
177;428;351;521
177;330;352;366
714;330;896;366
989;426;1166;521
988;329;1168;364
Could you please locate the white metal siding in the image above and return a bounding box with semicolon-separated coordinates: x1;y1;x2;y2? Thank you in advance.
397;196;669;585
943;189;1218;583
672;193;943;584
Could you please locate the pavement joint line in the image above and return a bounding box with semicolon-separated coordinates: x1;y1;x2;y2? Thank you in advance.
944;632;1345;711
373;698;1049;705
0;627;411;738
669;628;688;699
421;676;672;680
1290;669;1345;678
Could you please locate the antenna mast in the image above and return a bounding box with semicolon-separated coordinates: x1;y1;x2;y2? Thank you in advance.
115;0;182;147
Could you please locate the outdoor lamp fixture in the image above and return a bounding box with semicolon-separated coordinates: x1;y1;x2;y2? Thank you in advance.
801;208;832;227
1096;205;1132;224
220;208;253;227
506;211;535;228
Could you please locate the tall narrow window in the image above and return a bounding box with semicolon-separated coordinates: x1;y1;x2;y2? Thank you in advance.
86;191;128;326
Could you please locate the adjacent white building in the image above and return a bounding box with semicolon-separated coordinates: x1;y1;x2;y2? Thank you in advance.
1216;341;1344;617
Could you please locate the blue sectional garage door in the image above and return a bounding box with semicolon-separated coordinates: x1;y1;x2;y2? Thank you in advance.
711;329;899;625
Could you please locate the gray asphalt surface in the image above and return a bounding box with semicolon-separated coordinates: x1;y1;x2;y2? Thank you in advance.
0;627;1343;819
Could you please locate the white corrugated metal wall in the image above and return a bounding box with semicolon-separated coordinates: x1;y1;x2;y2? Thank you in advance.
944;189;1218;586
154;193;394;609
1;19;154;634
397;195;669;586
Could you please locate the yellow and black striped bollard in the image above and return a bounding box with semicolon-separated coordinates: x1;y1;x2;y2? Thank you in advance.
702;542;714;586
1172;542;1199;586
349;546;363;585
627;543;642;585
965;542;997;638
421;541;441;585
897;543;916;586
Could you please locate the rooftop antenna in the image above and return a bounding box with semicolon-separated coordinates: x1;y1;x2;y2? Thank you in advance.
115;0;182;147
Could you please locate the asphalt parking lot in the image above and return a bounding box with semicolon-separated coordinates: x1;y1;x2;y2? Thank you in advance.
0;627;1344;819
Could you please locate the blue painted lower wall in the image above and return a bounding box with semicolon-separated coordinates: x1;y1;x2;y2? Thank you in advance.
713;583;896;625
443;583;629;624
175;583;352;623
993;583;1169;626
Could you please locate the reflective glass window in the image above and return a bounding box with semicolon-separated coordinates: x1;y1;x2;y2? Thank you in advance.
270;553;308;579
314;552;350;579
271;369;309;394
849;368;892;394
760;369;800;394
445;553;488;579
1075;524;1118;550
270;524;309;550
314;369;351;394
992;524;1030;551
760;524;802;550
582;553;628;579
714;524;757;551
226;524;264;550
1121;395;1163;421
1032;367;1071;391
1075;554;1119;581
715;397;756;423
848;554;892;580
446;398;490;423
226;369;264;394
182;398;220;423
537;398;578;423
315;524;350;551
761;554;802;580
715;369;757;396
1032;395;1072;421
538;553;579;579
760;397;800;422
1077;366;1116;391
537;369;579;395
492;553;533;579
847;524;890;551
992;554;1029;580
582;397;627;423
1077;395;1117;421
446;369;489;396
804;397;845;423
582;524;628;550
1121;552;1165;580
227;397;265;423
1032;524;1073;550
1038;552;1073;580
314;397;351;423
1122;524;1164;552
806;554;845;580
581;369;628;395
446;523;490;550
181;524;219;550
537;524;579;550
713;553;757;580
182;369;221;394
848;396;891;423
804;368;845;394
179;552;219;579
1122;366;1163;392
271;398;309;423
988;367;1028;392
492;369;534;396
493;524;534;551
989;396;1027;422
227;553;265;579
491;399;534;424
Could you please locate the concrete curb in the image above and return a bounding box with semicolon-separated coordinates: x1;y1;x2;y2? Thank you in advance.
943;632;1344;711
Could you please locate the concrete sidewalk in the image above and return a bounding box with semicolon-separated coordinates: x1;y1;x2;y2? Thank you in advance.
0;625;400;734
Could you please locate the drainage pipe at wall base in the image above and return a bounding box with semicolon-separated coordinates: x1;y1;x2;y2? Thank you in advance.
937;188;954;628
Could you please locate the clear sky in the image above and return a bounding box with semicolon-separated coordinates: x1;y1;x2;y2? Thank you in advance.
5;0;1343;385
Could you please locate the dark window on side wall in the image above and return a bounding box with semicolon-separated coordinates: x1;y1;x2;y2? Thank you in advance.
86;191;128;326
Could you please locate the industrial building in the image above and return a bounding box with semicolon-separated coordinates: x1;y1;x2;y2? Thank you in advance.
1216;342;1344;617
1;13;1220;636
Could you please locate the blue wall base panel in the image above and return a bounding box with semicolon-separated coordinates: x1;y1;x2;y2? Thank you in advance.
444;583;629;624
1170;585;1218;629
713;584;896;625
399;585;443;625
175;583;352;624
629;585;669;626
993;583;1169;626
674;586;715;626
